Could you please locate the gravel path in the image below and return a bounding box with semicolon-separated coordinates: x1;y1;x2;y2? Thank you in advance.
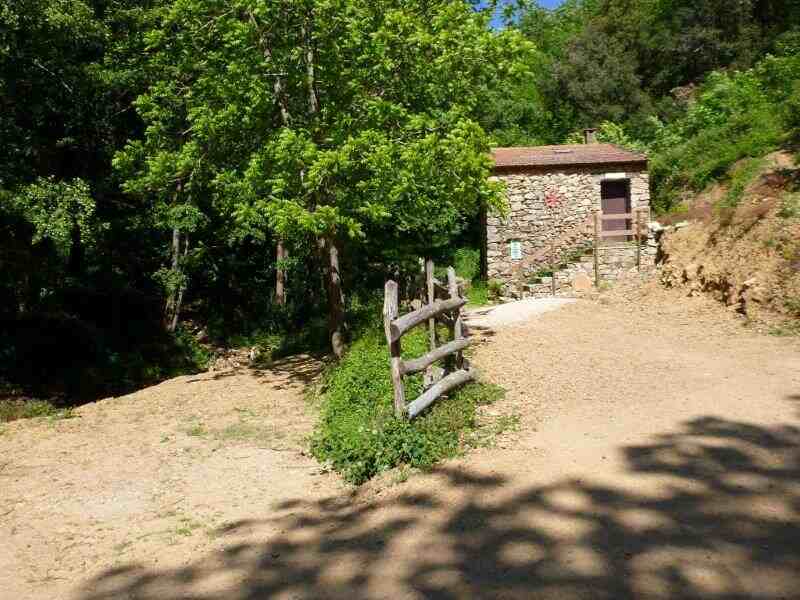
3;283;800;600
0;355;345;600
465;297;576;330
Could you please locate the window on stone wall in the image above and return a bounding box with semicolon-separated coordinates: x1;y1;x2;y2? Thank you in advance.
509;240;522;260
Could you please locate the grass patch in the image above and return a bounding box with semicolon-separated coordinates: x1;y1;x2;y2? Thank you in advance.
0;398;58;423
185;423;208;437
720;157;767;209
310;327;505;485
452;247;491;307
785;297;800;317
769;319;800;337
48;407;77;421
174;517;203;537
465;280;489;307
778;192;800;219
466;413;521;449
213;421;282;445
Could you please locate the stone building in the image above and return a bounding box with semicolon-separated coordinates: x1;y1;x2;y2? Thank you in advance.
485;132;654;296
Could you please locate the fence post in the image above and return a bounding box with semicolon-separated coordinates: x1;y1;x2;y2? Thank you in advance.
593;210;601;288
635;209;642;272
425;259;437;387
383;280;406;418
447;267;464;370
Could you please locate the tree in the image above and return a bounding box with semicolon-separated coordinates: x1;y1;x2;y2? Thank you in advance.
550;21;650;128
120;0;532;356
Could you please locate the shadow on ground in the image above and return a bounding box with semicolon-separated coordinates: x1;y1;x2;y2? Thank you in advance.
76;412;800;599
186;354;327;388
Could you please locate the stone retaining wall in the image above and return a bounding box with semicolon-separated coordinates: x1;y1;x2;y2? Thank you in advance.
487;166;651;294
504;240;658;299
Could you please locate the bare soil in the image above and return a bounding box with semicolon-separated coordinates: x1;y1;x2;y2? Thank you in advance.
660;151;800;327
2;283;800;600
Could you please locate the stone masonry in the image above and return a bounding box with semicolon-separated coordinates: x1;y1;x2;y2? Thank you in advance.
486;165;652;296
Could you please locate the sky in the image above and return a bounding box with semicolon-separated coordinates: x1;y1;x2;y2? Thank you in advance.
483;0;564;28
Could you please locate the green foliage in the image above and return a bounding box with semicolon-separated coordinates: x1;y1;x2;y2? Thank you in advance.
4;0;800;408
487;279;504;299
311;327;504;484
787;80;800;150
503;0;800;143
465;281;490;307
649;50;800;211
565;121;648;152
0;398;57;423
172;326;211;371
453;247;482;282
721;158;768;208
9;178;102;257
2;0;535;401
451;247;491;306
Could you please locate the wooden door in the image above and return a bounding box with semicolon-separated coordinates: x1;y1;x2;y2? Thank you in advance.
601;180;631;242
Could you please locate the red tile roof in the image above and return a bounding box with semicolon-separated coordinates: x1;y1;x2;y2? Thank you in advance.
491;144;647;170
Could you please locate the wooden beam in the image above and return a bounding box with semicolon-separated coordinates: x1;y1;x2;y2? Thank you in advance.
593;210;600;287
383;280;406;417
402;338;470;375
425;259;436;387
447;267;465;370
600;212;635;220
635;210;642;271
600;229;636;237
388;296;466;343
407;368;474;419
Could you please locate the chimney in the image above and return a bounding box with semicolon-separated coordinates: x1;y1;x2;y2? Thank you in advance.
583;128;598;144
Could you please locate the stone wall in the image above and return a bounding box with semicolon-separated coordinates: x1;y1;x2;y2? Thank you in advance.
520;241;658;298
486;165;651;293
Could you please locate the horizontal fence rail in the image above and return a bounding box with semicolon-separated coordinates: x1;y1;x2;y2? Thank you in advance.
593;208;649;285
383;261;474;419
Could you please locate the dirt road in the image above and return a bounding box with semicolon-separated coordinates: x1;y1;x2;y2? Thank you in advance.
2;286;800;599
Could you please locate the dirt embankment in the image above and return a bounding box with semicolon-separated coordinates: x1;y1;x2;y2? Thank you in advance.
659;152;800;328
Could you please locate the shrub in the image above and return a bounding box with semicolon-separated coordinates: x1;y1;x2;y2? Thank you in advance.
487;279;504;299
648;51;800;212
0;398;58;423
453;247;481;282
310;327;504;484
721;157;767;208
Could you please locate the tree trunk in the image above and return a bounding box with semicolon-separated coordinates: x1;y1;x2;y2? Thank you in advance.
323;236;346;359
302;14;319;116
479;206;488;280
250;10;293;310
276;239;287;306
164;227;189;333
301;12;343;355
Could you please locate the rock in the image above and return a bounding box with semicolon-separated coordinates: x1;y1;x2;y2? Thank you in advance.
572;273;594;292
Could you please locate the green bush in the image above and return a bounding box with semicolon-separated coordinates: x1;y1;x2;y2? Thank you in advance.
649;50;800;212
651;106;784;211
310;327;503;484
453;247;481;282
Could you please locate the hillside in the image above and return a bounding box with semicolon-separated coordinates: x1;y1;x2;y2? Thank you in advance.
659;152;800;332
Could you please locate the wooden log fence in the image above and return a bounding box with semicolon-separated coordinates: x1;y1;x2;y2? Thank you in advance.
383;261;473;419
